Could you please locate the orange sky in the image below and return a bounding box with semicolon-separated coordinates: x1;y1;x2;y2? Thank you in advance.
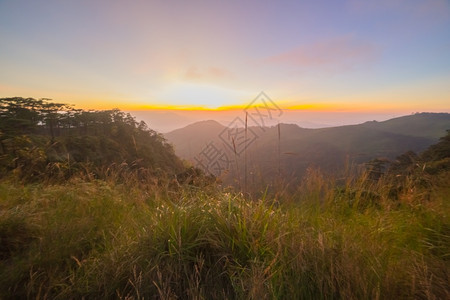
1;0;449;117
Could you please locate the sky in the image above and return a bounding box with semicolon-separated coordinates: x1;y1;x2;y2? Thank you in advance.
1;0;449;130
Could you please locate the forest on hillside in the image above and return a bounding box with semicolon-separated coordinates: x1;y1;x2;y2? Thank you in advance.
0;97;185;183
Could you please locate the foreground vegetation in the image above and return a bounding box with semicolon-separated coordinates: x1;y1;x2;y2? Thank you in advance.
0;168;448;299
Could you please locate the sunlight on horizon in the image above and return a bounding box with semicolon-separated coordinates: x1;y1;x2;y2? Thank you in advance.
1;1;449;114
152;83;248;110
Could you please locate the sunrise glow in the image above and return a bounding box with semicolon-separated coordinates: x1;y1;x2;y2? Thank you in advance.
1;0;449;116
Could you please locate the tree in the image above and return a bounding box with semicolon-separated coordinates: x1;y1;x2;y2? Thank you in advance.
0;97;43;134
388;150;418;176
421;130;450;162
0;97;186;182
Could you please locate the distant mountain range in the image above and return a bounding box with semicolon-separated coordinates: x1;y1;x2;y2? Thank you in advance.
165;113;450;187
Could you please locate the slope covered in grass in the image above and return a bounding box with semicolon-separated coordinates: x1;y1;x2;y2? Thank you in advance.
0;170;448;299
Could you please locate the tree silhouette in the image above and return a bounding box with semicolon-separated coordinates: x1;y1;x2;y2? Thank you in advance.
0;97;184;182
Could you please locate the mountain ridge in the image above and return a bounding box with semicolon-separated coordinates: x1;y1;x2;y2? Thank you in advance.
165;112;450;186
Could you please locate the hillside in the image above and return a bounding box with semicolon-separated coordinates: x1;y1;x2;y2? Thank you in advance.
0;97;185;182
360;112;450;139
0;134;448;298
165;113;450;187
165;120;228;161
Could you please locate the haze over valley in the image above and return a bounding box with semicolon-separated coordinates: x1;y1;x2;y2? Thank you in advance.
165;112;450;188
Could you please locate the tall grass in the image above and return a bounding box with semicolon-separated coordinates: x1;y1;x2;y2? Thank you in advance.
0;170;448;299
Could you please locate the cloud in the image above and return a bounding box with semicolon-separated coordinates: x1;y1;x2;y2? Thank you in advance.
265;36;380;70
347;0;450;22
413;0;450;20
184;66;232;81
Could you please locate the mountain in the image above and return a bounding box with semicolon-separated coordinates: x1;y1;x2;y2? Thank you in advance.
125;110;195;133
164;120;227;161
360;113;450;139
165;113;450;187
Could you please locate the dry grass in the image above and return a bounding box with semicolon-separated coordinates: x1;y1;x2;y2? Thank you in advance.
0;169;449;299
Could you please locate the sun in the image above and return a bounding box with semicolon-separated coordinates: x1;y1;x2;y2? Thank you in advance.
154;82;246;110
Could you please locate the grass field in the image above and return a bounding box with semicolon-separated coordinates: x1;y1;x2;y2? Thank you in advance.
0;169;448;299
